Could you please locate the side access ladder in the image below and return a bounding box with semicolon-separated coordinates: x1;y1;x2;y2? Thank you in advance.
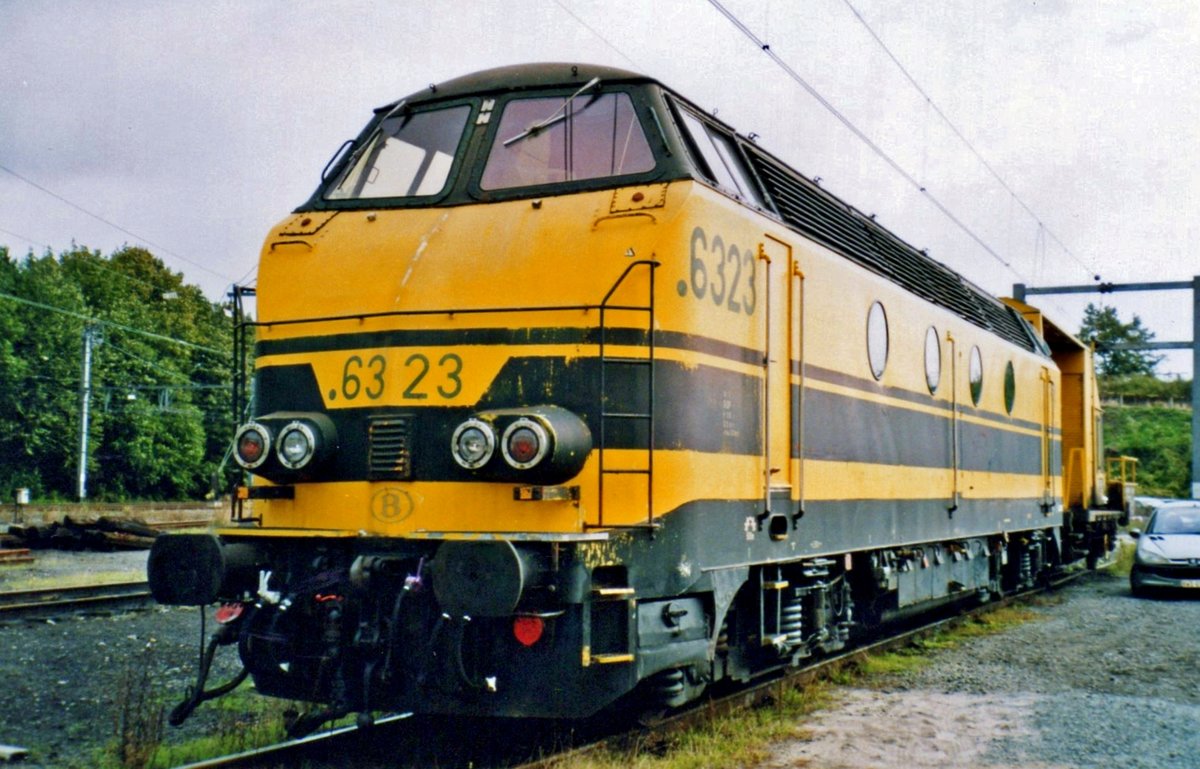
594;260;659;530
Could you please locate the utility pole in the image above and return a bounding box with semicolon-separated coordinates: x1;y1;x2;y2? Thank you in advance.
77;325;101;501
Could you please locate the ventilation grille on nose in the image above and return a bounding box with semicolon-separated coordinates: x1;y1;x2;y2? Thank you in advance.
368;415;412;480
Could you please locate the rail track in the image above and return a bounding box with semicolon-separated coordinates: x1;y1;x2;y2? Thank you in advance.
151;519;216;530
0;580;153;622
178;568;1089;769
0;517;209;621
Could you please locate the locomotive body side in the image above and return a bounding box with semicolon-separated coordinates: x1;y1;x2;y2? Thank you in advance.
147;63;1104;730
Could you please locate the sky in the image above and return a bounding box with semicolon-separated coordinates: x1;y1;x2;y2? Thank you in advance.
2;0;1198;374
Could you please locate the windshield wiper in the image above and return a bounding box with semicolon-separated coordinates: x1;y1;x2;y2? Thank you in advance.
502;77;601;146
324;100;414;194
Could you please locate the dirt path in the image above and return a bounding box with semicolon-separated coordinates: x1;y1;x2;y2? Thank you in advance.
759;572;1200;769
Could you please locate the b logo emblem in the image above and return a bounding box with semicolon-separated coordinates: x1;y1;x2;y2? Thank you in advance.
371;487;414;524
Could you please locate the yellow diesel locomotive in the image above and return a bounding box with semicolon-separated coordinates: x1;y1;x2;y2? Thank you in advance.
149;63;1122;733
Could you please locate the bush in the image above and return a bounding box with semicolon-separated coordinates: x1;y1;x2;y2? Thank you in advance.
1103;404;1191;499
1100;374;1190;404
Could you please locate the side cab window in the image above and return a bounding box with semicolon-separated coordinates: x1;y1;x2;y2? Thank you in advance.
672;101;763;206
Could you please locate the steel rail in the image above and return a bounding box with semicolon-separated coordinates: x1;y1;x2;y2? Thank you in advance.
172;714;414;769
0;580;153;621
149;519;215;530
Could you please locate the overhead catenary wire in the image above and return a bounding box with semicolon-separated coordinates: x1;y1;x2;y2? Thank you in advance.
703;0;1024;280
0;223;210;301
105;342;219;386
3;372;227;392
0;225;49;252
0;289;224;355
0;162;236;283
551;0;645;71
837;0;1098;281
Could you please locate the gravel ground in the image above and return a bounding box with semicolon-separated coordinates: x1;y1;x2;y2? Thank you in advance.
0;549;150;592
3;555;1197;768
0;550;245;768
761;571;1200;769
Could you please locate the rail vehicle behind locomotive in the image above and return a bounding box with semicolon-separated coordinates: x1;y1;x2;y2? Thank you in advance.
148;63;1125;732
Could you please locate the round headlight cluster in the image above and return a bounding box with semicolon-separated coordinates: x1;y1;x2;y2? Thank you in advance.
502;419;549;469
234;423;271;469
276;421;317;470
450;416;553;472
451;419;495;469
234;417;324;470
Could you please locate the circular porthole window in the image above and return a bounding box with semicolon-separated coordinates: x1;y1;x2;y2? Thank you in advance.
867;301;889;380
1004;361;1016;414
924;326;941;393
969;346;984;405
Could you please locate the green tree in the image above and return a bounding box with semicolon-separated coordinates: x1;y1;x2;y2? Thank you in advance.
1;250;89;498
0;243;237;501
1079;303;1162;377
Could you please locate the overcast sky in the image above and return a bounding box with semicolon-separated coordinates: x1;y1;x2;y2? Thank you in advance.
2;1;1197;373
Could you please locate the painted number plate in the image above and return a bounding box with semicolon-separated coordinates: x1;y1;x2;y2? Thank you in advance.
1180;579;1200;588
301;347;507;409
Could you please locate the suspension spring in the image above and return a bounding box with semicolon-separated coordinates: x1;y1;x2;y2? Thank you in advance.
780;589;804;648
651;668;686;704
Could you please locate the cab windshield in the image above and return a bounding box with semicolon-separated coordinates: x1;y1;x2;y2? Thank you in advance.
480;92;655;190
325;104;470;200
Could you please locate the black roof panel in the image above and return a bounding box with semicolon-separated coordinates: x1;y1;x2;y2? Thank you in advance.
386;62;652;109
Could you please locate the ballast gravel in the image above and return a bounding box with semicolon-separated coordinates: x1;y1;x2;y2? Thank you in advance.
0;551;243;768
762;571;1200;769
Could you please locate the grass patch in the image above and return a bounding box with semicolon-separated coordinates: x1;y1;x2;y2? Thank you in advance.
81;642;350;769
1106;541;1136;577
559;683;833;769
144;690;357;769
88;684;309;769
853;648;928;678
951;604;1041;638
145;697;291;769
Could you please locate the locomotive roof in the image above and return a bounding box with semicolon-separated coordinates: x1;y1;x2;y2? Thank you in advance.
380;62;655;111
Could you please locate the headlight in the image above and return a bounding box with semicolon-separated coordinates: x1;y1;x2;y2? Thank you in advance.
502;418;549;469
451;419;495;469
1135;540;1171;565
276;421;317;470
233;423;271;469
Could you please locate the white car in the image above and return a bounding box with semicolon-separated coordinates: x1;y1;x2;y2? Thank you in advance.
1130;501;1200;595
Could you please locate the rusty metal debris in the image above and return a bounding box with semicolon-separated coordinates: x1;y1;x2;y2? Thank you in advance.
6;516;159;552
0;549;33;566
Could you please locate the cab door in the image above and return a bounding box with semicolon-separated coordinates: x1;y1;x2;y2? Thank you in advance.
1041;367;1056;509
759;235;798;535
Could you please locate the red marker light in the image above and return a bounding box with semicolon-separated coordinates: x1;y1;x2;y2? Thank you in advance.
513;616;545;647
507;427;540;464
501;419;549;469
215;603;245;624
238;432;263;463
234;424;271;470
